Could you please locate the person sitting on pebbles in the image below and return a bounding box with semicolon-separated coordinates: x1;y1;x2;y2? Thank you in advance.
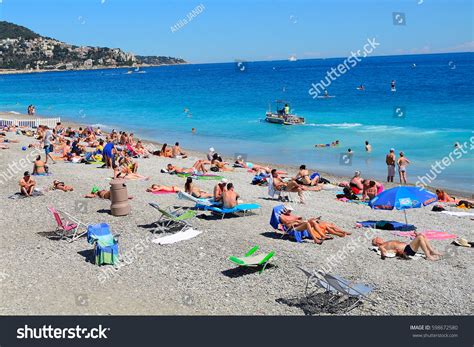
372;233;442;261
19;171;36;197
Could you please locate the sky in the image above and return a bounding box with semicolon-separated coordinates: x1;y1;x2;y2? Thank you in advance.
0;0;472;63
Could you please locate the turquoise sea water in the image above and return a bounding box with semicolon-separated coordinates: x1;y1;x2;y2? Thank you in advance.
1;53;473;192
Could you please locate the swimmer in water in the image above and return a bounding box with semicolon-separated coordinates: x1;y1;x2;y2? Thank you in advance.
357;84;365;90
391;80;396;90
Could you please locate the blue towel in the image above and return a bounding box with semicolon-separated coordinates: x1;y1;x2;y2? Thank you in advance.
204;203;260;214
357;220;416;231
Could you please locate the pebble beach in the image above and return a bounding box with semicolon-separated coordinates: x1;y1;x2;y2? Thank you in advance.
0;113;472;316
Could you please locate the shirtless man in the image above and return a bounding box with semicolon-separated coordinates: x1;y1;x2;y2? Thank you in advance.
166;160;209;174
271;169;304;203
222;183;240;209
172;142;188;158
19;171;36;196
213;178;228;202
372;234;442;261
386;148;396;182
85;187;111;199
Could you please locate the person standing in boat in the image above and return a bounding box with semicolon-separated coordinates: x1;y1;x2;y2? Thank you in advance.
284;104;290;115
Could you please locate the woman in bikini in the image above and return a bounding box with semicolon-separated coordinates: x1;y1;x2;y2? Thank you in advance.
146;184;181;193
184;177;212;198
294;164;321;187
211;153;233;172
52;180;74;192
160;143;173;158
397;152;411;184
32;155;47;175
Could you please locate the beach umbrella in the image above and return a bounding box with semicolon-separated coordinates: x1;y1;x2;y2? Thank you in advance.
368;186;438;224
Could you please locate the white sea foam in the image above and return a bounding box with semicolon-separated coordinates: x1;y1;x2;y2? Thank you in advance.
7;111;20;115
305;122;362;128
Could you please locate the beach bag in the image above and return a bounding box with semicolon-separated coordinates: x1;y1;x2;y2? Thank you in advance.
210;167;219;172
432;205;445;212
457;200;473;209
251;174;268;186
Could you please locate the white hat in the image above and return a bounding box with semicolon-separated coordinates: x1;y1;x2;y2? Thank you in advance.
283;204;294;211
390;148;395;152
220;178;228;184
236;155;242;160
209;147;215;152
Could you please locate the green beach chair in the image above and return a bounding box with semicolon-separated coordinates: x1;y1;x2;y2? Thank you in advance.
228;246;275;273
148;202;197;233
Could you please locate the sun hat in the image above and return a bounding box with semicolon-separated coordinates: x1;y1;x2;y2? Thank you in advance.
283;204;294;212
209;147;215;152
220;178;228;184
390;148;395;152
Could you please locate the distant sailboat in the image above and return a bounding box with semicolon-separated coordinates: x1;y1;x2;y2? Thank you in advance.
288;55;297;62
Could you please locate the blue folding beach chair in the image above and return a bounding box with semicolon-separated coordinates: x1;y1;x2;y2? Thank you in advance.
269;205;311;242
197;203;261;219
87;223;119;266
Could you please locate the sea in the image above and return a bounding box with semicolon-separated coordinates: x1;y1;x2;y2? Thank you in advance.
1;52;473;193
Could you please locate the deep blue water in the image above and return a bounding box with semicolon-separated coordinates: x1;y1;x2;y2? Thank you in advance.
1;52;473;192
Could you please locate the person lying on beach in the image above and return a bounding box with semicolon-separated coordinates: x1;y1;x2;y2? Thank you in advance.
213;178;228;202
33;155;48;175
435;189;456;202
312;219;351;238
85;187;111;199
114;162;149;180
0;137;19;143
19;171;36;197
134;141;150;158
271;169;304;204
184;177;212;198
52;180;74;192
372;234;442;261
222;183;240;208
294;165;321;188
165;160;209;175
0;143;9;149
172;142;188;158
146;184;181;193
211;153;233;172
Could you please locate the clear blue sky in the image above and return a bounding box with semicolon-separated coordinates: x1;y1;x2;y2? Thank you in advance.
0;0;472;63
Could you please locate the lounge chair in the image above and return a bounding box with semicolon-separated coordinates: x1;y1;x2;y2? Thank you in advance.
87;223;119;266
197;203;260;219
269;205;310;242
298;266;376;313
267;175;293;202
176;191;215;207
228;246;275;273
149;202;196;233
47;206;88;242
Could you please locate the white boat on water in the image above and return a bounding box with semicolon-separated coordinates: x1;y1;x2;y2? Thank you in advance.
288;55;297;62
265;100;305;125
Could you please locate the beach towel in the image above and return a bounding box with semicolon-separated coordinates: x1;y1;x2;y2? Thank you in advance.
150;190;177;195
152;228;202;245
177;173;223;180
32;172;52;176
441;211;474;217
8;191;44;199
357;220;416;231
391;230;456;240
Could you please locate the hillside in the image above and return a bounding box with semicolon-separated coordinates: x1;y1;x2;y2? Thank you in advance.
0;21;186;71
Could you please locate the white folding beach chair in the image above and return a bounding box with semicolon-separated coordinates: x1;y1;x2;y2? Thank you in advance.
298;266;376;313
267;176;293;202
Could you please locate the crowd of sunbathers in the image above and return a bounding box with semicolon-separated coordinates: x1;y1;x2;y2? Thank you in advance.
4;121;471;261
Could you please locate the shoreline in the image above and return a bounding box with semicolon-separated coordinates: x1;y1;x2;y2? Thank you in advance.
1;110;471;200
0;63;188;75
